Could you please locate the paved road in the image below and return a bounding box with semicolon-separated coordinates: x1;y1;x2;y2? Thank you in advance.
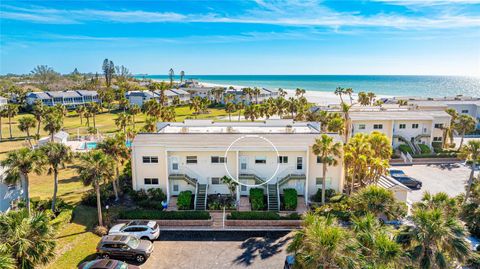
396;163;473;202
141;231;293;269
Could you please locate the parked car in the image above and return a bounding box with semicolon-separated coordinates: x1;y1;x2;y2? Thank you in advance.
109;220;160;241
78;259;140;269
284;255;295;269
389;169;406;177
392;176;422;189
97;234;154;263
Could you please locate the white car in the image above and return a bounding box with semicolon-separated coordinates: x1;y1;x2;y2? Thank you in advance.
109;220;160;241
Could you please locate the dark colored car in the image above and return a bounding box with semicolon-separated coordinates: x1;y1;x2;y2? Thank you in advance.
284;255;295;269
392;176;422;189
97;234;154;263
389;169;406;177
78;259;140;269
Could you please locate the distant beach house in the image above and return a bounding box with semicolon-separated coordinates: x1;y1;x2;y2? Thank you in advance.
26;90;100;108
126;89;191;107
0;96;7;108
186;86;279;104
0;166;24;213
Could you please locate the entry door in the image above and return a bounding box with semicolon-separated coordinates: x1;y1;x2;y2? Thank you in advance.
170;156;179;171
240;156;248;171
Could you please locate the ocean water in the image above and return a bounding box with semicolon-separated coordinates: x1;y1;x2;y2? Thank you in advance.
140;75;480;97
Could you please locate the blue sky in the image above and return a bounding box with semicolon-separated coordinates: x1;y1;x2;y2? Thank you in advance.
1;0;479;75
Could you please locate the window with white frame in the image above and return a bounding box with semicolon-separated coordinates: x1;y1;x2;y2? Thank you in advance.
255;157;267;164
144;178;159;185
373;124;383;129
433;137;442;142
297;157;303;170
186;156;197;164
315;177;332;187
211;177;221;184
462;109;469;113
358;124;366;130
399;124;406;129
173;185;179;192
434;123;444;129
278;156;288;164
211;156;226;163
412;123;419;129
142;156;159;163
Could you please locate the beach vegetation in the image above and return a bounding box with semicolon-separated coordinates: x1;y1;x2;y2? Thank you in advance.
312;134;342;204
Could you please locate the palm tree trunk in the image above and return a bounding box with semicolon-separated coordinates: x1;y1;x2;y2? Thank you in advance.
133;115;136;129
95;181;103;226
113;164;119;201
52;169;58;211
459;131;465;149
21;173;30;215
464;163;476;203
322;160;327;205
26;130;32;147
238;110;241;121
36;119;41;137
8;114;12;139
80;115;83;125
229;113;231;122
93;114;96;129
0;116;3;141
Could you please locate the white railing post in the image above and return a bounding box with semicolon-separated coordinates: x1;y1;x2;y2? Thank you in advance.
194;182;198;210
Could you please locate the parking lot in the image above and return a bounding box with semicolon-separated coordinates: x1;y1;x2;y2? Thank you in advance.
141;231;292;269
395;163;473;203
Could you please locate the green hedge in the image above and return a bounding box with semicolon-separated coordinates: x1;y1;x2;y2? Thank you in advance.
412;152;458;158
249;188;265;210
118;210;210;220
177;191;193;210
311;188;336;203
283;188;297;210
398;144;413;154
227;211;301;220
418;144;431;154
50;209;73;227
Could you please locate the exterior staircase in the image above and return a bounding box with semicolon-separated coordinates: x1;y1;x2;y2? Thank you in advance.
267;184;280;211
278;173;306;186
169;173;197;186
195;184;208;210
239;173;266;185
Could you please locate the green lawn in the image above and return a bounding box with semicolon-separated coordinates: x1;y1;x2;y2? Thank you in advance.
0;105;230;268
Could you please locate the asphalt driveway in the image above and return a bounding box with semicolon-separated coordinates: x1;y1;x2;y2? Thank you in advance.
395;163;473;203
141;231;293;269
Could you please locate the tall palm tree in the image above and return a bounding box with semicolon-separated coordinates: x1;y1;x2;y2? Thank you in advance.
17;116;37;147
168;68;174;87
97;134;129;201
443;108;458;147
86;102;100;129
459;140;480;202
39;142;73;211
334;87;346;103
242;87;254;104
341;102;352;143
43;110;63;141
76;105;86;125
253;87;261;104
212;87;225;104
1;148;43;214
179;70;185;84
344;88;354;105
6;104;18;140
143;117;157;132
397;201;471;268
312;134;342;204
54;104;68;117
115;112;132;134
225;102;236;122
236;101;245;121
243;105;259;122
275;97;286;119
189;96;202;118
224;93;235;104
0;210;56;269
172;96;180;106
287;97;297;119
358;92;370;106
32;100;45;138
288;214;357;269
0;107;7;141
278;88;287;98
295;88;306;98
455;114;476;149
200;97;210;114
367;92;376;105
77;150;115;226
128;104;141;129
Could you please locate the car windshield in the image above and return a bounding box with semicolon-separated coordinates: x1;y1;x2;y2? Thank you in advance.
116;262;128;269
126;237;140;248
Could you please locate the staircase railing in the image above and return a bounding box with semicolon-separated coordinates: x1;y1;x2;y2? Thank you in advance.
194;181;198;210
406;152;413;163
204;184;208;210
276;183;280;211
266;185;270;211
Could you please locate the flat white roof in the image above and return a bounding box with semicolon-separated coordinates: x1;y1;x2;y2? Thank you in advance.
349;110;451;121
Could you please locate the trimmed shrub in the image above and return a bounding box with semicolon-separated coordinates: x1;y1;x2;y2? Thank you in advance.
119;210;210;220
418;144;431;154
94;225;108;236
177;191;193;210
398;144;413;154
50;209;73;227
227;211;301;220
283;188;297;210
412;152;458;158
207;194;236;210
81;186;115;207
249;188;265;210
311;188;336;203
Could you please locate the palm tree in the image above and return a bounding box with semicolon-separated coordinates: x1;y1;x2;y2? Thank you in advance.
397;199;471;268
225;102;236;122
32;100;45;138
236;102;245;121
444;108;458;147
172;96;180;106
275;97;286;119
242;87;254;104
54;104;67;117
366;92;376;105
39;142;73;211
17;116;37;147
295;88;306;98
76;105;86;125
1;148;43;214
350;185;405;219
334;87;346;103
341;102;352;143
358;92;370;106
0;210;56;269
287;97;297;119
97;134;129;201
344;88;354;105
189;96;202;118
312;134;342;204
200;97;210;114
243;105;259;122
179;70;185;84
0;107;7;141
115;112;131;134
253;87;261;104
142;99;161;119
212;87;225;104
43;110;63;141
128;104;141;129
168;68;174;87
77;150;115;226
288;214;357;269
459;140;480;202
86;102;100;129
6;104;18;140
224;93;235;104
143;117;157;132
278;88;287;98
455;114;476;149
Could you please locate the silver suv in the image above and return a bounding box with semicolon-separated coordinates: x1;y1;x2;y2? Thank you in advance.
97;235;154;263
109;220;160;241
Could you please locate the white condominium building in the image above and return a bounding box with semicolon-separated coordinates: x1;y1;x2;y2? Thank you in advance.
131;120;344;210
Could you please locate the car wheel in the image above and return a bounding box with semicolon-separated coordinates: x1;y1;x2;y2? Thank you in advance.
101;254;110;259
136;254;146;263
140;236;149;240
416;184;421;189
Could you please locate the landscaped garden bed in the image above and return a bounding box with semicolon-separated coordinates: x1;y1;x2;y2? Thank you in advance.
225;211;302;227
207;194;236;210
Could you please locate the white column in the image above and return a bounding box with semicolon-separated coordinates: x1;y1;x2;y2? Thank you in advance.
305;147;309;205
236;150;240;202
165;150;170;203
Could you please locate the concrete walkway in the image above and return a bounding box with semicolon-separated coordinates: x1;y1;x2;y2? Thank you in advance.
166;197;177;211
238;197;251;211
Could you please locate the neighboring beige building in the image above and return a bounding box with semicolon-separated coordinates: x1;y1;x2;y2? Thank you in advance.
131;120;344;210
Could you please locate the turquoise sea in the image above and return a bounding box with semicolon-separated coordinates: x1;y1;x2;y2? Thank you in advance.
140;75;480;97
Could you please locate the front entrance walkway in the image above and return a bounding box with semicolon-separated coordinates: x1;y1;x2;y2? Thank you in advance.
238;197;251;211
166;197;177;211
296;197;307;214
